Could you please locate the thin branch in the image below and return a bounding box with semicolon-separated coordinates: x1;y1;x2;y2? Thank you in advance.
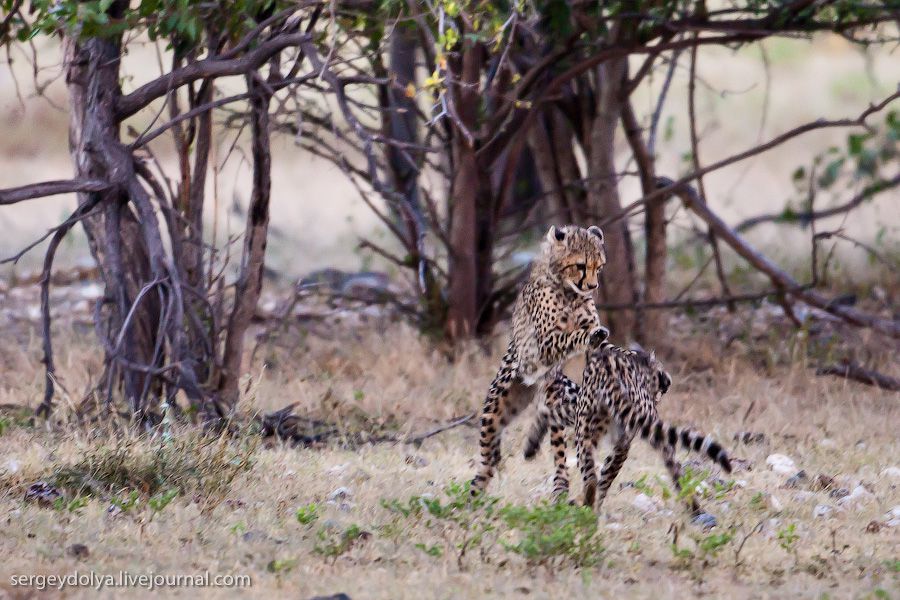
0;179;110;205
602;87;900;228
734;173;900;233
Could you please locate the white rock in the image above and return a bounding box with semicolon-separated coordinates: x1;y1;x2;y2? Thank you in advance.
631;493;661;514
880;467;900;479
605;523;624;531
734;480;748;488
813;504;833;518
887;519;900;528
818;438;836;448
838;485;873;508
883;506;900;525
4;459;20;473
769;494;783;511
766;454;797;475
327;486;352;502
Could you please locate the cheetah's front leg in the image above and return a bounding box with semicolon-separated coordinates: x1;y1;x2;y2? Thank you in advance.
593;425;634;511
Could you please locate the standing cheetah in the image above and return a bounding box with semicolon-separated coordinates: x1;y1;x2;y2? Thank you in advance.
470;225;609;495
525;343;731;515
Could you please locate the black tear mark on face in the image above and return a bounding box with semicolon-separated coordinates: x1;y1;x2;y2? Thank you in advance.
554;227;566;242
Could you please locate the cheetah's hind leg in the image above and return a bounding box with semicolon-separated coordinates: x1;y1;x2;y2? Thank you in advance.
471;354;531;496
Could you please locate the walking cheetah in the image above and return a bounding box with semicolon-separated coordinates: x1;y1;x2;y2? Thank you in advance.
470;225;609;495
524;343;732;514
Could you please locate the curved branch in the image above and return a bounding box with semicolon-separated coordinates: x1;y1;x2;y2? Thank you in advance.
734;173;900;233
663;176;900;338
0;179;110;205
601;87;900;228
116;32;312;119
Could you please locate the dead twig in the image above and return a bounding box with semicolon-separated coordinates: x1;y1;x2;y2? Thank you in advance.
404;412;477;446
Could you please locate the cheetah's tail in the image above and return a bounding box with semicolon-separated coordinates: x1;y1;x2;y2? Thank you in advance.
522;406;549;460
641;420;732;473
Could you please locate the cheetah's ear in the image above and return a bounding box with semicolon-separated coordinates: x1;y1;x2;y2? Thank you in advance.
657;370;672;395
587;225;604;242
546;226;566;244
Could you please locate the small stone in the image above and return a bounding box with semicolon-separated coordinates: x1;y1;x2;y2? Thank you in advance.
67;544;90;559
327;487;352;502
882;506;900;527
4;459;20;474
769;494;783;511
784;470;808;489
631;493;661;514
813;504;833;518
766;454;797;475
837;485;873;508
24;482;63;507
880;467;900;479
692;512;717;530
829;487;850;500
308;595;352;600
865;521;881;533
241;530;268;543
818;438;836;448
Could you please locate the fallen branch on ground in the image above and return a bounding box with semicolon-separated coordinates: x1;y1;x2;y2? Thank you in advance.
816;360;900;392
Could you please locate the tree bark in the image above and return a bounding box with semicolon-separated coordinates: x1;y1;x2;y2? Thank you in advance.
622;99;667;344
445;44;484;340
64;23;162;415
217;74;273;408
587;57;637;342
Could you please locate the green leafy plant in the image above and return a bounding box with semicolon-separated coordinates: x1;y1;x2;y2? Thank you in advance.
314;524;369;561
382;481;501;567
499;500;604;568
53;495;88;513
148;489;178;514
296;503;319;526
677;467;709;504
111;490;141;513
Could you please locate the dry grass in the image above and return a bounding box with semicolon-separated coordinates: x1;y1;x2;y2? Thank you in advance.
0;317;898;599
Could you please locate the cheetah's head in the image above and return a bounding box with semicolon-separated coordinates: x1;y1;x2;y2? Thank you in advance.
543;225;606;296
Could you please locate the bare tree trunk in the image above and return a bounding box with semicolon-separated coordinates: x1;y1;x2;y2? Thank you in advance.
587;58;637;341
64;25;162;415
445;45;483;340
622;99;667;344
217;74;272;408
528;109;585;224
384;25;421;218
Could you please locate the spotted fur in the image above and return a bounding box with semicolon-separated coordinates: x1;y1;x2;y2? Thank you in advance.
470;225;609;496
526;343;732;514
